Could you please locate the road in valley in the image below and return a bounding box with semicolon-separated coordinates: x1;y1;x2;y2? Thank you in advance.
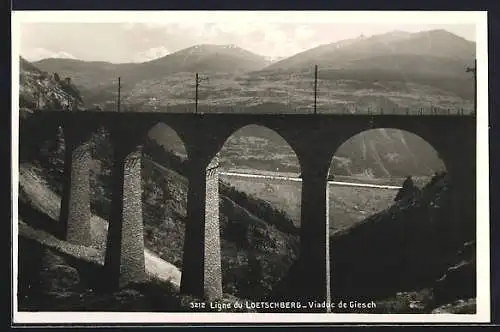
220;171;402;190
149;159;401;190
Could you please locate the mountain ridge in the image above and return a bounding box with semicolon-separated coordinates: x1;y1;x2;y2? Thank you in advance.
30;29;475;110
34;43;269;76
264;29;475;72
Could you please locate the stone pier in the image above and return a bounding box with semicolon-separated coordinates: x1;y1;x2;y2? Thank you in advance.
104;144;147;289
298;160;331;310
59;129;91;246
180;154;223;300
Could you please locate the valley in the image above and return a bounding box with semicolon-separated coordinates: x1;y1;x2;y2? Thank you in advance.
219;173;400;231
149;122;446;181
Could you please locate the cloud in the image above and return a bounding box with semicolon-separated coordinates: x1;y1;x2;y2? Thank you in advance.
19;21;476;63
132;46;170;62
21;47;76;61
295;25;316;40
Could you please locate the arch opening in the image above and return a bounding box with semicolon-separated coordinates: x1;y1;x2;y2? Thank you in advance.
88;125;114;230
139;122;189;279
215;124;302;302
327;128;446;233
325;128;475;308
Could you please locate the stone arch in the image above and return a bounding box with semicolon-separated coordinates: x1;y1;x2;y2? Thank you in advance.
147;122;188;160
326;127;468;302
215;123;302;301
330;128;446;180
327;127;447;232
218;123;302;174
96;119;192;290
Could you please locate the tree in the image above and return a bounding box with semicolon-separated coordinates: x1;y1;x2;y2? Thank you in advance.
394;176;419;202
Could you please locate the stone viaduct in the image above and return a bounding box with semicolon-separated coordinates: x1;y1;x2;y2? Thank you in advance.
19;110;476;307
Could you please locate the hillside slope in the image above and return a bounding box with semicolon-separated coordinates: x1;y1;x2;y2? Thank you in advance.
132;44;269;78
18;163;182;287
150;122;446;179
270;173;476;313
31;30;475;111
20;56;84;111
33;44;268;107
265;29;475;75
34;44;268;79
18;224;249;312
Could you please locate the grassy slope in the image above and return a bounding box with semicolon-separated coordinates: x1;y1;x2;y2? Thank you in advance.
33;30;475;112
140;151;300;300
221;175;398;231
55;69;473;114
151;121;446;181
270;173;476;313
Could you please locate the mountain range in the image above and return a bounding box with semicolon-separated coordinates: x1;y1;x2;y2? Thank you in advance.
32;44;269;90
28;29;475;109
32;29;475;77
266;29;475;74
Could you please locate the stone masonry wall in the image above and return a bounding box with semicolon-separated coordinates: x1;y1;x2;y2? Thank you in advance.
60;140;91;246
118;146;147;287
203;155;223;300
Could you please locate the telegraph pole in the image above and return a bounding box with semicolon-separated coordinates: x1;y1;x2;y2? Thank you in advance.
195;73;199;114
195;72;209;114
466;59;476;115
314;64;318;114
117;77;121;112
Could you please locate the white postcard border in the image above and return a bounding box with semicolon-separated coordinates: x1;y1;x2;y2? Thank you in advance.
11;10;490;324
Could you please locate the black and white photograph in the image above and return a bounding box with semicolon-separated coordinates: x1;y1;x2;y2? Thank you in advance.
11;11;490;324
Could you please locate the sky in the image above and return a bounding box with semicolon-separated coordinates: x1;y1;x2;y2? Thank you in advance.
19;21;476;64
